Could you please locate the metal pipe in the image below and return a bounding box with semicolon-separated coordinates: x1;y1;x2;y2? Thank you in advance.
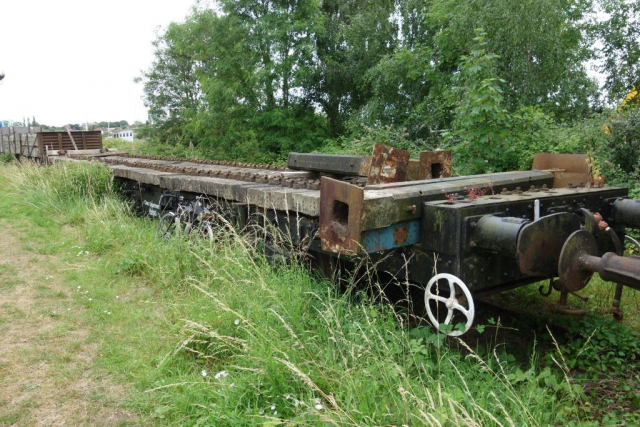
612;198;640;228
473;215;530;255
580;253;640;291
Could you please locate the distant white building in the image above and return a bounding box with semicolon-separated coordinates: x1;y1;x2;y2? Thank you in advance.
113;129;135;142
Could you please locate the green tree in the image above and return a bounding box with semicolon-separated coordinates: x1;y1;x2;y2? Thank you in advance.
140;2;329;160
444;30;512;174
137;13;205;145
605;106;640;174
311;0;398;136
597;0;640;101
429;0;597;116
363;0;598;143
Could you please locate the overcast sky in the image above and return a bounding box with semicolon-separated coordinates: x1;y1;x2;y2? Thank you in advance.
0;0;195;126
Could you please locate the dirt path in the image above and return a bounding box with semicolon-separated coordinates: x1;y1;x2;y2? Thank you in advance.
0;222;134;426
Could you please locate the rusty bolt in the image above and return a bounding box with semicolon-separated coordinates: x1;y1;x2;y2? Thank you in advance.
406;205;417;214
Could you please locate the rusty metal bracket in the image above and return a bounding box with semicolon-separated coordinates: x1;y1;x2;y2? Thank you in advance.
319;177;365;254
367;144;410;185
419;150;452;180
531;153;595;188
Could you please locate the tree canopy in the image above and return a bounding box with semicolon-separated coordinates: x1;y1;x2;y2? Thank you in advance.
138;0;640;174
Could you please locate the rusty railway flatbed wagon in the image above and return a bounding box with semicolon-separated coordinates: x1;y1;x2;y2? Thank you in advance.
73;145;640;335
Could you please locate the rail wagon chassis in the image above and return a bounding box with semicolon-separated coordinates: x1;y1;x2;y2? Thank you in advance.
65;145;640;336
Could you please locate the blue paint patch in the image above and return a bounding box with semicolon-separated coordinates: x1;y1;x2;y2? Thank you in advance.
361;220;421;253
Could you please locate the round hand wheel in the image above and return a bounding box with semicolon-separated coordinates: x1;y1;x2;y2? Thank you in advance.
424;273;475;336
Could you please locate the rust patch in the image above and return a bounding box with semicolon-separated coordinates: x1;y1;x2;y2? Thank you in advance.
393;224;408;244
367;144;410;185
319;177;365;254
419;150;452;180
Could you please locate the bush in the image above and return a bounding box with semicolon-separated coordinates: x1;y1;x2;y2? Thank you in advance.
0;153;16;164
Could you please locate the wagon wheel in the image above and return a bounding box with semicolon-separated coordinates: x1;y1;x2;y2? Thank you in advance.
185;221;215;244
158;212;189;239
424;273;475;336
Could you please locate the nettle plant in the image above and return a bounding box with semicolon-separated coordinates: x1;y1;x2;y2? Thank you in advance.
444;29;513;175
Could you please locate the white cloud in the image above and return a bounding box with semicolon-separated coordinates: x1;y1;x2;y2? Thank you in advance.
0;0;194;126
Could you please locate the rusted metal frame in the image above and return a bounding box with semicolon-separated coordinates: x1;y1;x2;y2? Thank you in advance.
319;171;557;255
64;125;79;150
531;153;594;188
360;171;555;232
320;171;553;254
418;150;452;180
366;144;410;184
319;176;365;254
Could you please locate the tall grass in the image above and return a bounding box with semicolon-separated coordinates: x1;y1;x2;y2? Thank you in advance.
0;160;589;425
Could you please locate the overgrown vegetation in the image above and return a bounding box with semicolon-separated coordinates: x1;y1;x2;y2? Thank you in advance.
135;0;639;184
0;160;638;425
